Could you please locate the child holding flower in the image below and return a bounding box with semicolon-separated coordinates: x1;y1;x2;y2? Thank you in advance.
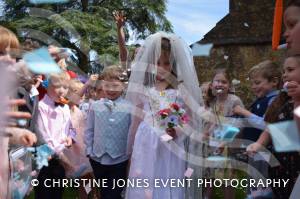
125;32;203;199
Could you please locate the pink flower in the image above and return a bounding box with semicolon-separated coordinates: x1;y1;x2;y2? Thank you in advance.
181;114;189;124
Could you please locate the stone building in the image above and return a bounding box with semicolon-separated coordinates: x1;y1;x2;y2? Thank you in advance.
192;0;287;105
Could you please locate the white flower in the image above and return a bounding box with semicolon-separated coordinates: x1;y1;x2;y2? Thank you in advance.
178;108;186;115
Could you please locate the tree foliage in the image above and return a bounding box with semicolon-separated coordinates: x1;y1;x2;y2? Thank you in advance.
1;0;172;72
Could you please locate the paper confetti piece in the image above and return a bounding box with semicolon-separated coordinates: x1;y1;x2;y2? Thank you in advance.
30;170;38;177
268;120;300;152
131;169;142;177
184;168;194;178
84;182;92;194
232;79;240;85
294;106;300;118
277;43;287;50
160;134;173;142
206;156;228;162
16;119;28;127
216;125;240;142
145;189;153;199
23;48;61;74
29;86;39;98
191;43;213;56
244;22;249;27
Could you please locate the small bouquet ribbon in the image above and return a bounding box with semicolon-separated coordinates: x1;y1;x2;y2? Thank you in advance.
156;103;189;139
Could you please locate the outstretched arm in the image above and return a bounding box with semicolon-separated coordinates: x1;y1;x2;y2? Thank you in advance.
78;74;98;97
233;105;266;130
113;11;128;65
246;130;271;155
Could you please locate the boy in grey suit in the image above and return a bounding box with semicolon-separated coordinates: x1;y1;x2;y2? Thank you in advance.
85;65;131;199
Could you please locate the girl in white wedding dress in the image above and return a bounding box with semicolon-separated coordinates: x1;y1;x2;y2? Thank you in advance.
125;32;203;199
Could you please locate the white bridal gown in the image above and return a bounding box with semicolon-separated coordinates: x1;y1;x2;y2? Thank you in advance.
126;88;187;199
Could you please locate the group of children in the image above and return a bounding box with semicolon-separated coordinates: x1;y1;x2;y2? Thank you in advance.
202;1;300;199
0;0;300;199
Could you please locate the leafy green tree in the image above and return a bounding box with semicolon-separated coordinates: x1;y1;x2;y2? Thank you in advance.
0;0;172;72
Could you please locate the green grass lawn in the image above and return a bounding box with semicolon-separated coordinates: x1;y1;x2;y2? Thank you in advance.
212;185;247;199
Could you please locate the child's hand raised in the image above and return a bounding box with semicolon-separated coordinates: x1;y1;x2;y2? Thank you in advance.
86;74;99;87
113;10;126;28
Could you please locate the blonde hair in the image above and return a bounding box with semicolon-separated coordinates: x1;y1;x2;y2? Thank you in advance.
248;60;281;88
69;79;84;93
48;72;70;87
102;65;123;81
0;26;20;54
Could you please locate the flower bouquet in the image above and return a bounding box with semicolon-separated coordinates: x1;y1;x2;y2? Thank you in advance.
156;103;189;139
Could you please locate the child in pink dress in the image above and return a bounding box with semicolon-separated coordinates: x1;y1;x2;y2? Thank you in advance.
63;79;92;178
